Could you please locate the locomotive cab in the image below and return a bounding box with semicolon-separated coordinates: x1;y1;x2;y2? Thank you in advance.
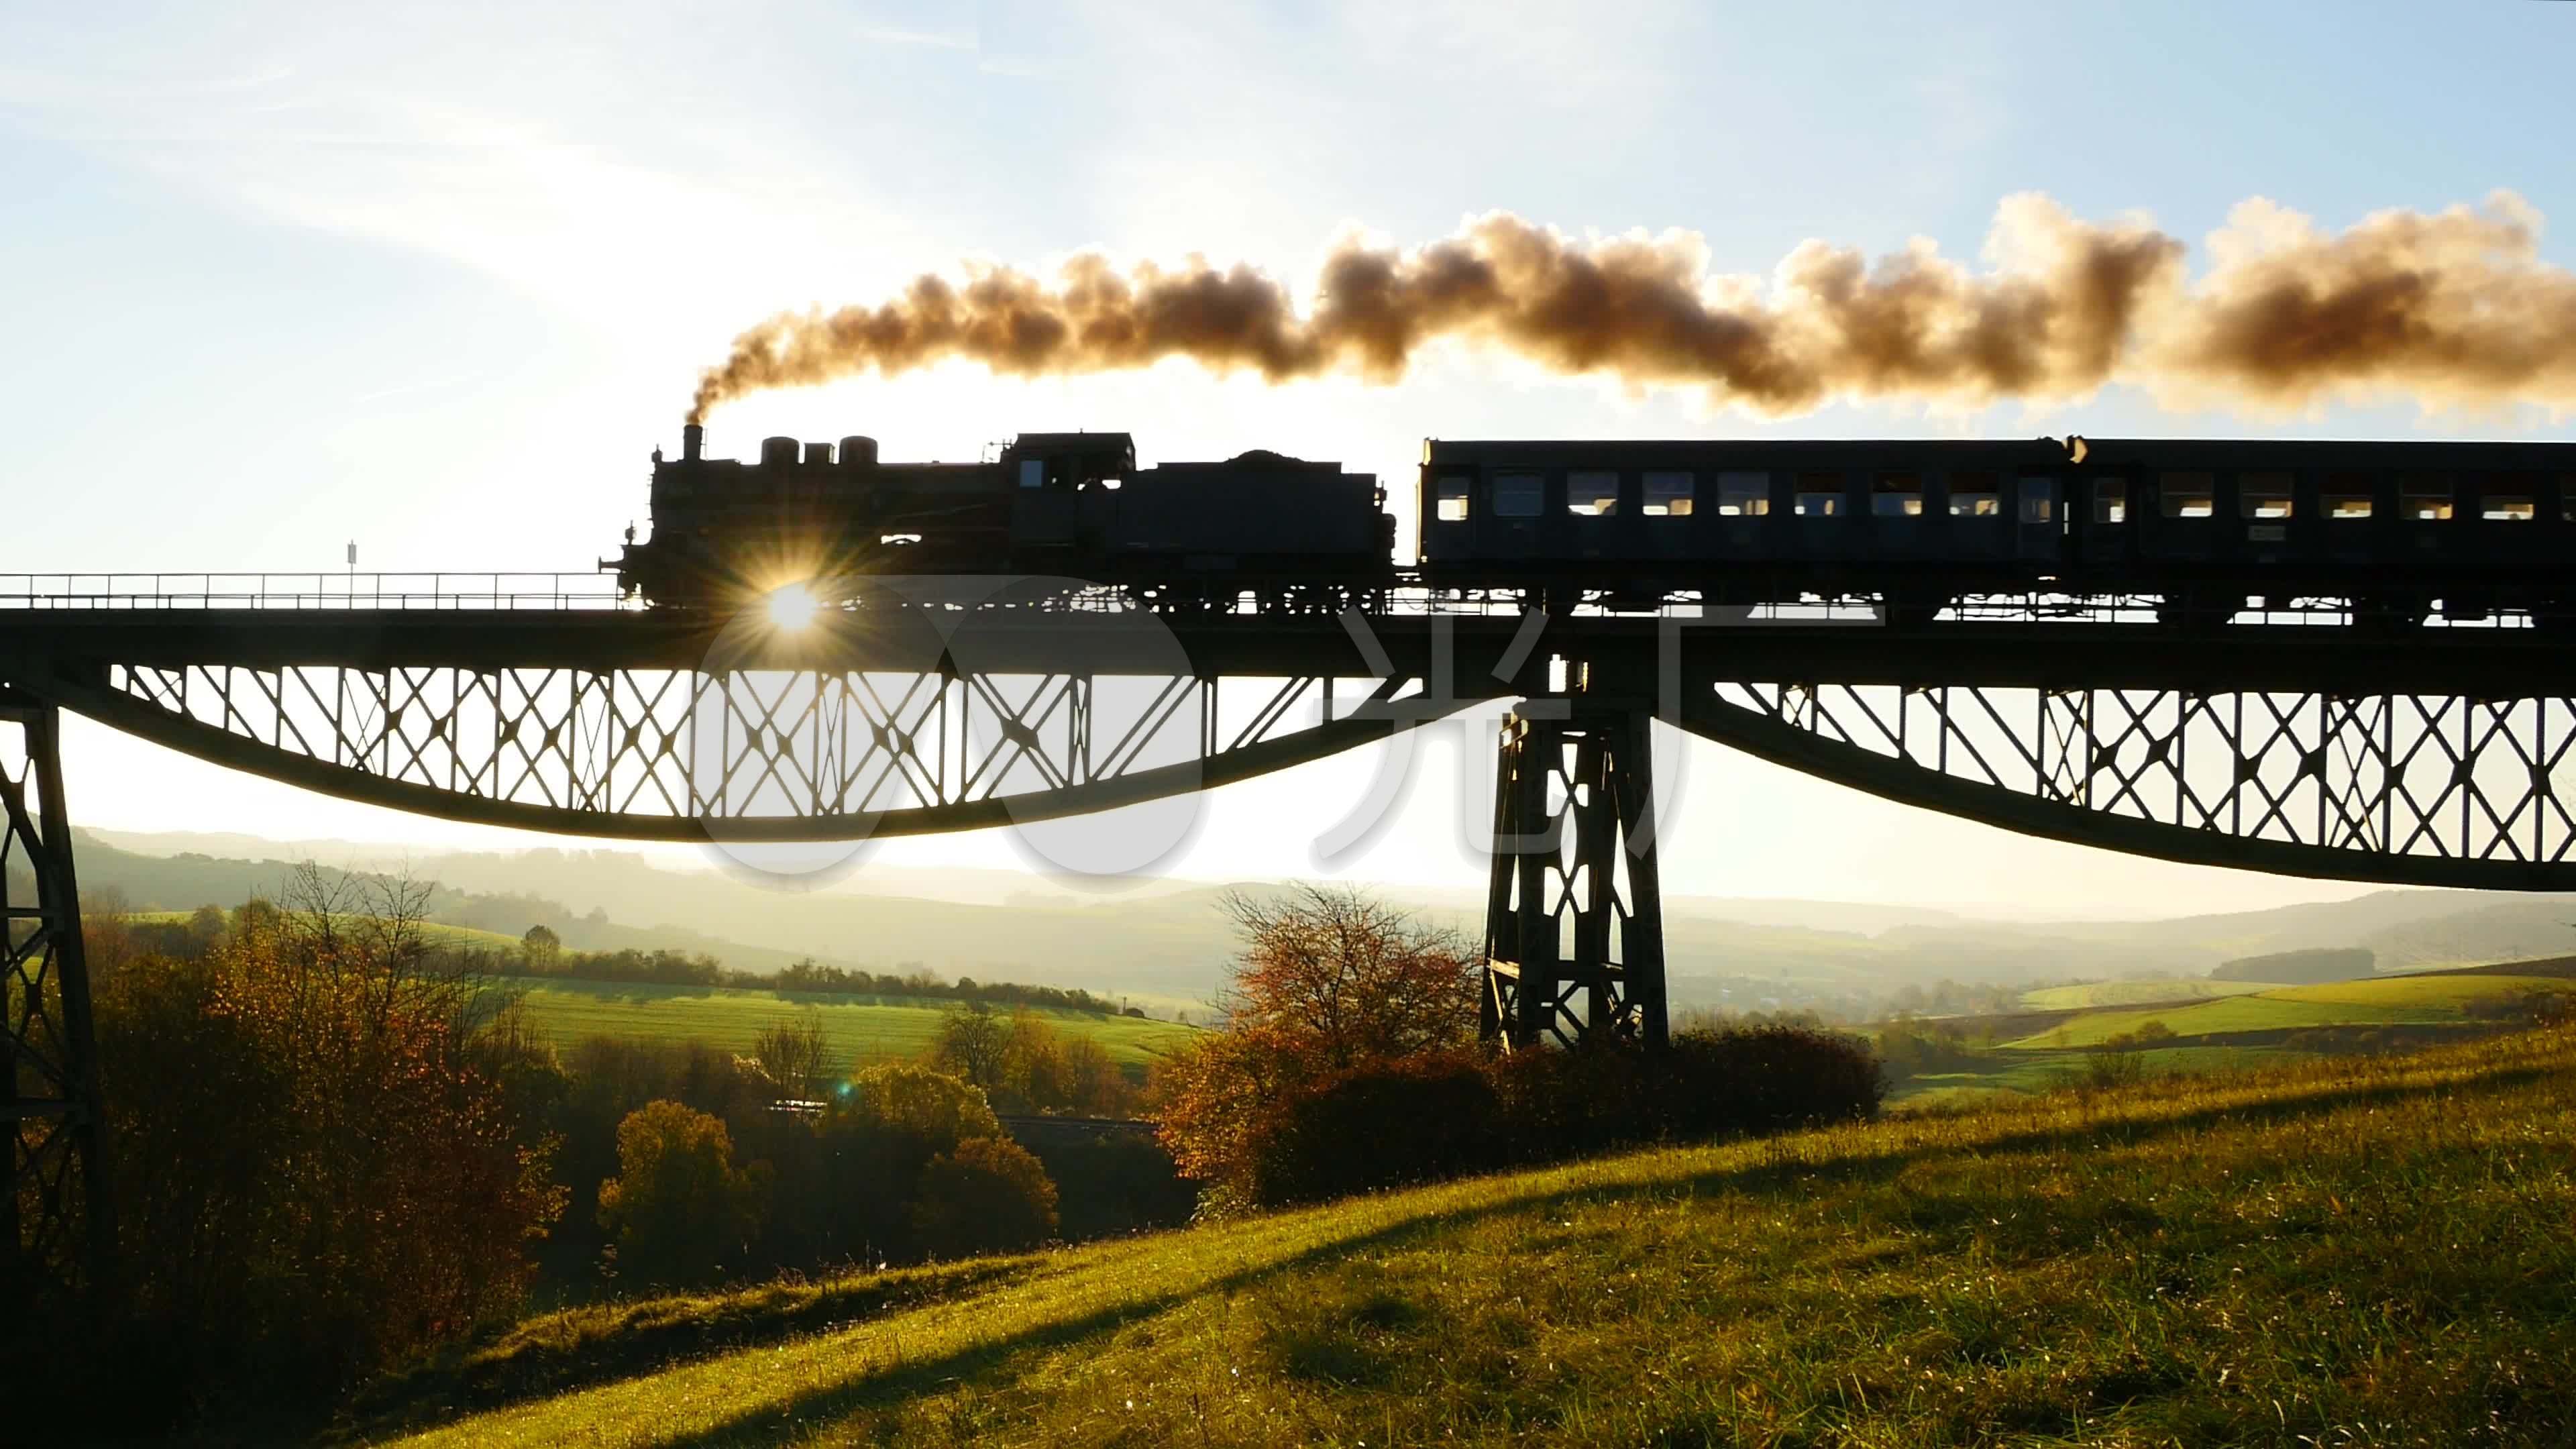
1002;432;1134;556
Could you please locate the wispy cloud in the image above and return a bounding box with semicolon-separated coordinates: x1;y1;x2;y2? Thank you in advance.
852;23;977;50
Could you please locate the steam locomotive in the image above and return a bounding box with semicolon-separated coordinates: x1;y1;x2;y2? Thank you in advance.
607;423;1393;612
613;426;2576;626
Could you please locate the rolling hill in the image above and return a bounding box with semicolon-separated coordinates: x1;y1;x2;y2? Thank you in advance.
362;1026;2576;1446
68;829;2576;1019
503;979;1198;1074
2003;969;2571;1049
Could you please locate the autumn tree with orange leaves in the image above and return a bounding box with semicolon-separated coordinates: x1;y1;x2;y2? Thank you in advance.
1152;884;1479;1195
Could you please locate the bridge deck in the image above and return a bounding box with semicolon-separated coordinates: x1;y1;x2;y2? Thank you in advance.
4;604;2569;695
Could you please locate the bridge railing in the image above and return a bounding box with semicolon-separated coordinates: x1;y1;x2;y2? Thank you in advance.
0;573;634;610
0;574;2534;628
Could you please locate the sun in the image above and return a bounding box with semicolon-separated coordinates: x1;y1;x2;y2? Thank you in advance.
765;581;820;632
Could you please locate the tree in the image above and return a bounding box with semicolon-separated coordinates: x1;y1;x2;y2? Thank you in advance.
232;894;282;944
1055;1032;1137;1118
929;1001;1011;1092
1156;885;1480;1196
838;1061;1003;1154
753;1008;836;1100
596;1100;768;1287
90;865;564;1401
812;1064;1004;1263
522;922;562;973
910;1136;1059;1259
1217;883;1481;1070
184;902;229;954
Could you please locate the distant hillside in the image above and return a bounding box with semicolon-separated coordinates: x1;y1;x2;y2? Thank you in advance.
2213;946;2375;983
68;833;830;977
69;829;2576;1012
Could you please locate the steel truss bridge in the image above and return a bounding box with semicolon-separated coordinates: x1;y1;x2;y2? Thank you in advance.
8;570;2576;1295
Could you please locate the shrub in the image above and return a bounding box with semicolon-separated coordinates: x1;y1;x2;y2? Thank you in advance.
1214;1026;1881;1209
910;1136;1060;1258
1024;1131;1199;1240
1248;1051;1501;1205
597;1101;769;1287
1152;1023;1322;1191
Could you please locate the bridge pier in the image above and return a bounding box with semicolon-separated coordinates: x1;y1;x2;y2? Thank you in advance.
0;692;111;1306
1480;700;1668;1050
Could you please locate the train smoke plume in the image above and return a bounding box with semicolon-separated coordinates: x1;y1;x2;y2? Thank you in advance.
688;193;2576;424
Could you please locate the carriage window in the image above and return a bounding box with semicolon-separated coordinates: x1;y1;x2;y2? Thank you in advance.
1950;472;2001;517
2400;475;2454;521
2093;479;2128;523
1872;473;1923;517
2322;473;2373;518
1018;460;1046;489
2239;472;2294;519
2482;473;2540;521
1566;470;1619;517
1644;472;1695;517
1435;476;1471;523
1716;472;1768;517
2019;477;2056;523
1794;473;1843;518
2159;472;2214;518
1492;473;1544;517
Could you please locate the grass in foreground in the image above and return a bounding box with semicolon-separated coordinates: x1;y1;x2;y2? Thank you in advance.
503;978;1200;1073
375;1025;2576;1447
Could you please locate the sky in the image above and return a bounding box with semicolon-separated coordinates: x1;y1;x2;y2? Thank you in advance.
5;1;2573;916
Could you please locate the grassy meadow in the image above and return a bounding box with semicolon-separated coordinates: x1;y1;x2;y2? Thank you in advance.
2013;978;2274;1012
2002;971;2565;1049
360;1024;2576;1446
1870;965;2576;1107
502;978;1201;1075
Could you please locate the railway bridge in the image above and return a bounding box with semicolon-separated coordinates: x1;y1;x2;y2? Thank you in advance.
8;570;2576;1295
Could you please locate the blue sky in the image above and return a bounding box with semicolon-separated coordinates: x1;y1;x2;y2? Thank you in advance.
5;1;2572;912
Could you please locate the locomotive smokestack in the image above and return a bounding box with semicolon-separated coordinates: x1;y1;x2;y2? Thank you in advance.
682;421;704;462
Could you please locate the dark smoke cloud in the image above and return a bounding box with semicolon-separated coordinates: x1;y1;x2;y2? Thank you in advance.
688;193;2576;424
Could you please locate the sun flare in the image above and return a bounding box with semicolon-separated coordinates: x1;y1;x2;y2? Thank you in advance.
765;581;820;631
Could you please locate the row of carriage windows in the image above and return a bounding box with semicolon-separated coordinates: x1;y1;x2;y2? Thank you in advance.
1434;470;2571;525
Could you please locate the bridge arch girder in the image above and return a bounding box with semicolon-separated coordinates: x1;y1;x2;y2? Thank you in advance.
1674;682;2576;892
19;659;1487;843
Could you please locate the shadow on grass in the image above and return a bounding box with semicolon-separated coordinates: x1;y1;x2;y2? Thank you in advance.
619;1054;2566;1448
341;1258;1042;1443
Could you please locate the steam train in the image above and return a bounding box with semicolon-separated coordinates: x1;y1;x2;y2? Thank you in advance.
611;425;2576;625
608;423;1391;612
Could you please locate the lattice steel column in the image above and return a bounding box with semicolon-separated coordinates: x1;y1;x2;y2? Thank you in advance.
1481;703;1668;1050
0;692;109;1304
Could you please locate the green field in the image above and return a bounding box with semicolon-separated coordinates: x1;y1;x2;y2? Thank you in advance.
368;1025;2576;1446
1890;1042;2308;1108
502;978;1201;1075
123;912;529;954
2015;977;2276;1011
2004;971;2567;1048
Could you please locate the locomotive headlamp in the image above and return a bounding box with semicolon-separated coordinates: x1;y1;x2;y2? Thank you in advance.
765;581;821;633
